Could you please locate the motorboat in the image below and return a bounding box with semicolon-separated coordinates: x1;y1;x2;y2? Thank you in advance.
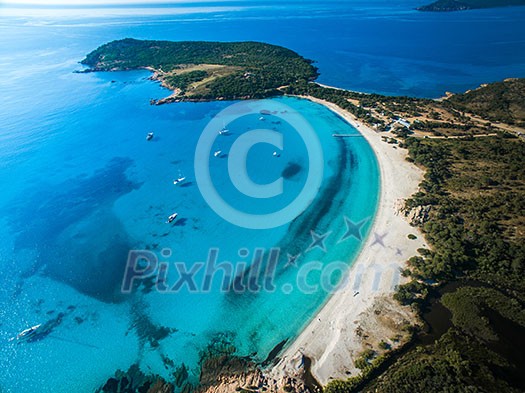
173;176;186;185
214;150;222;157
146;132;154;141
173;171;186;185
9;324;41;342
167;213;178;223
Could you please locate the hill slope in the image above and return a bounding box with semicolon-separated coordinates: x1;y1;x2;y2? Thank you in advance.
446;78;525;126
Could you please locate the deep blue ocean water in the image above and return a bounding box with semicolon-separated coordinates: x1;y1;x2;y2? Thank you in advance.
0;1;524;391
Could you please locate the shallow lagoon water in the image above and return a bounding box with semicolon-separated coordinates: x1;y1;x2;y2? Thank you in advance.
0;66;378;390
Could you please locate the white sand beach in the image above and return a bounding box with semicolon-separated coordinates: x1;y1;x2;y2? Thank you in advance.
268;97;427;385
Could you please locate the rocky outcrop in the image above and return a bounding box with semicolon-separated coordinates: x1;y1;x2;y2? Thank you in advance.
196;349;318;393
95;364;178;393
196;362;314;393
96;334;317;393
395;199;431;227
405;205;431;227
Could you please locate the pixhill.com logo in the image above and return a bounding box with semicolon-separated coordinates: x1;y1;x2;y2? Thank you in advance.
121;244;401;295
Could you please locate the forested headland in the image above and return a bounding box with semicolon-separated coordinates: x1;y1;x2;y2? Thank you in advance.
81;38;318;102
417;0;525;12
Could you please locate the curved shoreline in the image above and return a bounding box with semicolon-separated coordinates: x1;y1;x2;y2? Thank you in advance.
219;96;380;365
269;96;427;385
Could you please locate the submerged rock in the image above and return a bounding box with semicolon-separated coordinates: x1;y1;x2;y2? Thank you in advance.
95;364;174;393
174;364;189;387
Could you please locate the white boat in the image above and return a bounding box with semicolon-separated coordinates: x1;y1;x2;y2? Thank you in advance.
173;171;186;185
146;132;154;141
259;116;265;121
214;150;222;157
218;119;230;135
272;151;281;157
9;324;41;342
167;213;178;223
173;176;186;185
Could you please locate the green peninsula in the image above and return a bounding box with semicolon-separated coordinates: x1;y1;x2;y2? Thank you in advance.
81;38;318;103
417;0;525;12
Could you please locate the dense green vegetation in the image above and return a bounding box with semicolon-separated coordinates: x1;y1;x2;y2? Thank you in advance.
364;328;523;392
447;79;525;126
325;135;525;393
284;81;403;127
308;75;525;392
401;137;525;283
82;38;318;100
366;136;525;392
442;286;525;341
286;78;525;138
163;70;208;91
417;0;525;11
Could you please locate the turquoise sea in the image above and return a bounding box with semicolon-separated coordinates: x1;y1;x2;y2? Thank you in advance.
0;1;524;391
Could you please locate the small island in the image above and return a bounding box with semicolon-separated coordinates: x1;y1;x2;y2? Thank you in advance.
417;0;525;12
81;38;318;103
